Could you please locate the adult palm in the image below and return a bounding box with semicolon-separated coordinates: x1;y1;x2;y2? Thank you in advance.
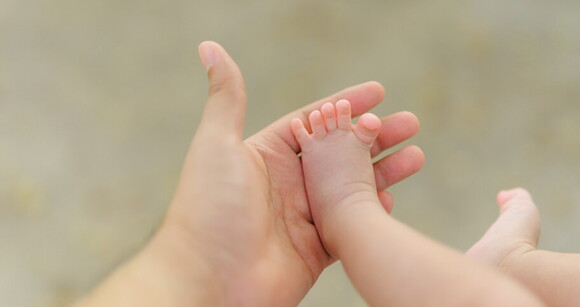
164;42;424;306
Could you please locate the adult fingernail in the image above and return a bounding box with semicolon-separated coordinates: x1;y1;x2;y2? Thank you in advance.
198;41;217;71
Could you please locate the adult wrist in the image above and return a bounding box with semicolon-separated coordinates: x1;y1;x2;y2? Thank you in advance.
78;224;224;307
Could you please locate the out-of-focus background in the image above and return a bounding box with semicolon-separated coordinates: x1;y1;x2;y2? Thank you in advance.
1;0;580;305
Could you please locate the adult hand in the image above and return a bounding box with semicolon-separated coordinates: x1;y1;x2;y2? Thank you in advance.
80;41;424;307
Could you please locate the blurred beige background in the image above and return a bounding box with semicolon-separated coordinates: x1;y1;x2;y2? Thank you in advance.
1;0;580;306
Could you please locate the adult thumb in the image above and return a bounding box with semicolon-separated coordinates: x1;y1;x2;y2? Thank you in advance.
198;41;246;138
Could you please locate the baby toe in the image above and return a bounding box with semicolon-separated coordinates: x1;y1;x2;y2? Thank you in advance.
354;113;381;146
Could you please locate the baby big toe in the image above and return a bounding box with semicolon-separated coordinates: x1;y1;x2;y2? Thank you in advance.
354;113;381;145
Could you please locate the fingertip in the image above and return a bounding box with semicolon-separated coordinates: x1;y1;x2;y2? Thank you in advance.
197;41;247;137
372;145;426;191
497;188;528;206
378;191;394;214
406;145;425;166
364;81;386;100
398;111;420;130
398;145;425;175
198;41;220;71
198;41;245;97
199;40;219;48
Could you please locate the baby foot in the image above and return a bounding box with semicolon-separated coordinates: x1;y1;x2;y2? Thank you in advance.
466;188;541;270
291;99;382;250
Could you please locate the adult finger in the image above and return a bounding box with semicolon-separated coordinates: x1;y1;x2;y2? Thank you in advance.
370;111;420;158
378;191;394;214
374;145;425;191
197;41;247;139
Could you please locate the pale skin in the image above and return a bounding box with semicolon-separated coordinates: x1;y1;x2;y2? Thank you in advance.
468;188;580;307
292;101;544;307
77;41;426;306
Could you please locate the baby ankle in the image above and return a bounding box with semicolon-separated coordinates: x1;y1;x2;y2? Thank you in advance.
499;243;537;273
